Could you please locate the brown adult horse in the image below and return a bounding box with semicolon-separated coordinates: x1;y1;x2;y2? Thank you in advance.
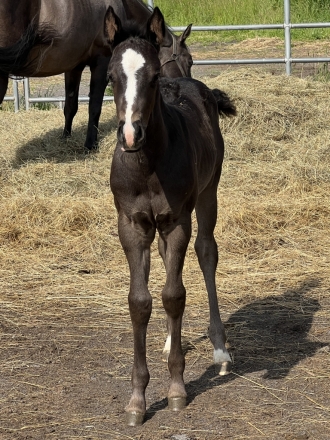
105;7;236;426
0;0;192;150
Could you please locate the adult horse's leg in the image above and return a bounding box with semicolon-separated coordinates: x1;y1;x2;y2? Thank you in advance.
194;179;232;375
160;214;191;410
62;65;84;138
85;55;110;150
118;211;155;426
0;75;9;105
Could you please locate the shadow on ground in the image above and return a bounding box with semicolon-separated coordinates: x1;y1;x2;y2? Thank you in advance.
145;278;326;420
12;117;117;167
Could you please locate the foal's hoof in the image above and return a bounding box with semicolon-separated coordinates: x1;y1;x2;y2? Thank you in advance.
126;411;145;426
213;349;232;376
168;396;186;411
219;361;232;376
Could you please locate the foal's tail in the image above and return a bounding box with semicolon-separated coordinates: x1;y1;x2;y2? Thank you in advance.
0;20;56;77
212;88;237;118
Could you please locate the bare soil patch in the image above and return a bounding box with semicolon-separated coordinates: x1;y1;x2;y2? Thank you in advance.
0;45;329;439
191;37;330;79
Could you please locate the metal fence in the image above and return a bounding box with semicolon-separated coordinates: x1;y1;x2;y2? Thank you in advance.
4;0;330;111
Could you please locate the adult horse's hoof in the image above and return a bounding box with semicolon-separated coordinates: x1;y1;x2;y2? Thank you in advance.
84;145;99;154
61;129;71;139
126;411;145;426
84;139;99;152
219;361;232;376
168;396;186;411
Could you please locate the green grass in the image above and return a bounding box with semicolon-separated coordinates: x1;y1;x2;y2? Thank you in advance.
314;62;330;81
105;84;114;96
0;101;15;112
32;85;57;111
150;0;330;43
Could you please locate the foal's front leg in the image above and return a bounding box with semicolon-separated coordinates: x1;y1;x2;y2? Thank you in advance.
118;212;155;426
160;215;192;411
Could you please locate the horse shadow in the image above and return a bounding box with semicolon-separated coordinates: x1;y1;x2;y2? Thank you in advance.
12;116;117;167
145;278;326;420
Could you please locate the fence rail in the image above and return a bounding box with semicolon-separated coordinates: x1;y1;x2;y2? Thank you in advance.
4;0;330;111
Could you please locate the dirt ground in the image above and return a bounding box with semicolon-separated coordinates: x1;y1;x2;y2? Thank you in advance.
1;289;328;440
1;281;329;440
190;37;330;79
1;39;330;440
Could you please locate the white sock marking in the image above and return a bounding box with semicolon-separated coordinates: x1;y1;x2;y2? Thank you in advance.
121;48;145;147
163;335;171;354
214;348;231;364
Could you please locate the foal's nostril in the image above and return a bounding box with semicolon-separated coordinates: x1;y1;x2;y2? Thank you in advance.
117;121;125;143
117;120;144;151
133;121;145;144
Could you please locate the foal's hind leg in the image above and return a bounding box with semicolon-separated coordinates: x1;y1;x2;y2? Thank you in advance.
194;184;231;375
158;235;172;361
63;65;84;138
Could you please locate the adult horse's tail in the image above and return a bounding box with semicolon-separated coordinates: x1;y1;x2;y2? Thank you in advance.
212;89;237;118
0;21;56;77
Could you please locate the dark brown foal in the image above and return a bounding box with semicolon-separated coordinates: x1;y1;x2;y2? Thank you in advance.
105;7;236;426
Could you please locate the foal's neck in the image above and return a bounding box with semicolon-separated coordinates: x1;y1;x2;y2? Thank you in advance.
142;90;169;159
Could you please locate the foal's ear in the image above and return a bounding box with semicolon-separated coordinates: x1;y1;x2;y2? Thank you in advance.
147;7;166;49
104;6;123;47
179;24;192;45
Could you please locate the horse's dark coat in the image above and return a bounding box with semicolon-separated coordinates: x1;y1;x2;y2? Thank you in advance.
106;7;236;426
0;0;192;149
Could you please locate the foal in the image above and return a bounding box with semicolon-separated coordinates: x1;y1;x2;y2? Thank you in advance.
106;7;236;426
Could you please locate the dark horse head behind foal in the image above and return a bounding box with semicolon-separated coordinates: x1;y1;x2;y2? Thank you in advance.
105;6;236;427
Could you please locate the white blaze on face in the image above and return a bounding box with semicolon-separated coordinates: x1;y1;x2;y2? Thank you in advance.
121;48;145;147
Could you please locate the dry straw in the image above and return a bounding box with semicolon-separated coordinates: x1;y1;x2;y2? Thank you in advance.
1;67;329;344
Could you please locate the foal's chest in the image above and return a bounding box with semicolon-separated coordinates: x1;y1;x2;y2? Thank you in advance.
111;156;195;229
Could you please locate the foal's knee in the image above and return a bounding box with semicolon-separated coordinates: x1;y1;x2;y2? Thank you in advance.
162;282;186;319
128;292;152;324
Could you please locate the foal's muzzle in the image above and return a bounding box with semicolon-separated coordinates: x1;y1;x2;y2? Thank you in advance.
117;120;145;152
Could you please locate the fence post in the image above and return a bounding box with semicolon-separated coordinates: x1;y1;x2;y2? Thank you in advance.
23;78;30;110
284;0;292;75
12;79;20;112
